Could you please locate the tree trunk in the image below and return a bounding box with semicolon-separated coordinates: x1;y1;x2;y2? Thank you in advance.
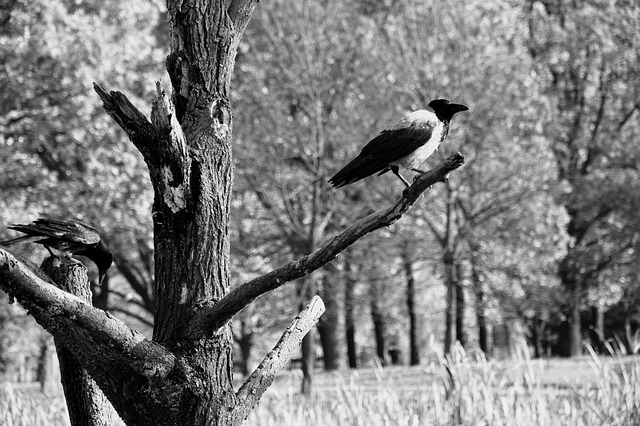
474;283;488;354
236;318;254;377
558;255;583;358
300;330;315;395
570;291;582;357
42;258;113;426
470;253;488;354
590;305;605;353
299;277;317;394
402;249;420;365
37;336;58;397
624;317;634;354
444;253;456;355
370;281;386;365
344;260;358;369
318;275;342;371
455;263;466;348
531;316;545;358
443;182;457;355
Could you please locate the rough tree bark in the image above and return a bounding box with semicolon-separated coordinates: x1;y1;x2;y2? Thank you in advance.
0;0;465;423
41;258;112;426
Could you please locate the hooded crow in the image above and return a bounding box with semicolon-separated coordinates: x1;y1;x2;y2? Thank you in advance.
329;99;468;188
1;219;113;284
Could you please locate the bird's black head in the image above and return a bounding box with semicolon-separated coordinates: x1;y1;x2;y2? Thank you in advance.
91;241;113;284
428;99;469;122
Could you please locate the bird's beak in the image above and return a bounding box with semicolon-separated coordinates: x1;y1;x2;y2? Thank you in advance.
99;271;106;285
451;103;469;113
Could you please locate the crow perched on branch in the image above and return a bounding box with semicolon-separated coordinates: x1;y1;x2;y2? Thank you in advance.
329;99;468;188
1;219;113;284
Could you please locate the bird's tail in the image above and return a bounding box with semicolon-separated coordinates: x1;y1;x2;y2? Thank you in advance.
329;154;389;188
0;235;35;247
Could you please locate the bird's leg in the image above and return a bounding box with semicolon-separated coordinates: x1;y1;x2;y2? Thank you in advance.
391;166;410;187
411;168;427;174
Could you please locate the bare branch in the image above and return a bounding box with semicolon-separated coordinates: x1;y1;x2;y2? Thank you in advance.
93;83;159;165
188;153;465;337
150;81;188;164
228;0;260;43
234;296;325;417
0;248;174;380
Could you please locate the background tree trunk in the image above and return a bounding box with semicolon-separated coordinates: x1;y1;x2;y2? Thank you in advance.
474;283;488;354
318;275;343;370
444;254;456;355
570;291;582;357
299;277;317;394
37;336;57;397
402;249;420;365
344;260;358;369
590;305;605;353
624;317;635;354
443;182;458;355
455;263;466;348
370;280;386;365
236;317;254;377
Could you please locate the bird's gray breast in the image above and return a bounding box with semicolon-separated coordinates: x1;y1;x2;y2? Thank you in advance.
392;121;445;169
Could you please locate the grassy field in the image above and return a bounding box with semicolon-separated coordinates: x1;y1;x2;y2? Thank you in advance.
1;346;639;425
246;346;640;426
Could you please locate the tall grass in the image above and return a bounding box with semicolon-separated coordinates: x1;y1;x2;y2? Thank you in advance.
0;383;69;426
1;346;638;425
247;345;640;426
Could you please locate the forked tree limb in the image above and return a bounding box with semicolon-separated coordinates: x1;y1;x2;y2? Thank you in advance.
0;248;175;380
93;83;160;166
234;296;325;419
188;152;465;337
95;82;191;215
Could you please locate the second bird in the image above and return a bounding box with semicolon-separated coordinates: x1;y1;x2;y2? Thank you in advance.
329;99;468;188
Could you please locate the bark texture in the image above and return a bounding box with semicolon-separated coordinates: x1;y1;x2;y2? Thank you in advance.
41;258;113;426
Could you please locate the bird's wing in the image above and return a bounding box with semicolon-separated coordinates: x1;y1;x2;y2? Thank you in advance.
15;219;102;245
360;111;437;162
359;124;434;162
